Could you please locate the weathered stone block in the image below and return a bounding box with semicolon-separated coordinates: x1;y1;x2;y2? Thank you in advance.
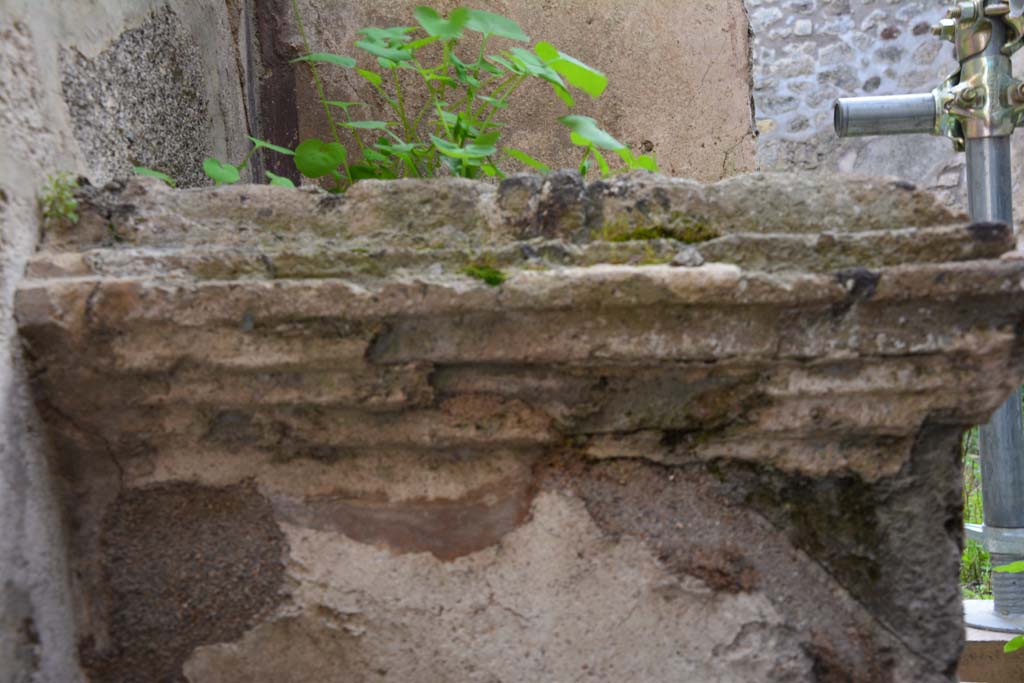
15;173;1024;681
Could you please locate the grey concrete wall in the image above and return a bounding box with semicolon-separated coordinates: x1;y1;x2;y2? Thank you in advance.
0;1;249;681
745;0;1024;217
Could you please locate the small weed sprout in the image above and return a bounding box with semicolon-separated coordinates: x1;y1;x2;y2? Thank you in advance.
39;172;80;227
132;166;177;187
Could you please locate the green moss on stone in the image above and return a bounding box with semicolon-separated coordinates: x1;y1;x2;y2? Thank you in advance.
604;225;674;242
598;212;719;245
464;264;507;286
668;212;719;243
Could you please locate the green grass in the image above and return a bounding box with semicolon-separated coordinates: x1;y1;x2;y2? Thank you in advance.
961;426;993;599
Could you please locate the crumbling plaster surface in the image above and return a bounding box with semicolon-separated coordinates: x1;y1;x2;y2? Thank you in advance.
264;0;756;183
15;172;1024;681
0;1;249;681
744;0;1024;217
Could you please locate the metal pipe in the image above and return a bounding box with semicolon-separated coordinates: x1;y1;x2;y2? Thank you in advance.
966;9;1024;617
834;94;937;137
967;137;1014;225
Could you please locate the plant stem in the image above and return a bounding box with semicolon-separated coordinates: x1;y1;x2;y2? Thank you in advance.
290;0;354;187
475;36;490;80
392;68;413;140
235;146;258;171
471;75;516;120
290;0;342;147
478;75;526;131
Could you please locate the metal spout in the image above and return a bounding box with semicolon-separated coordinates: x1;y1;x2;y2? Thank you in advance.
834;94;938;137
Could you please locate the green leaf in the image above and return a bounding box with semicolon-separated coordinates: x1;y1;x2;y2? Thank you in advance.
560;115;626;151
265;171;296;188
202;158;241;185
549;83;575;107
356;39;412;62
634;154;658;172
293;138;347;178
508;48;556;78
350;164;396;180
486;54;522;74
325;101;365;111
994;561;1024;573
430;135;496;160
359;26;415;43
480;163;504;178
375;142;424;154
407;35;440;51
343;120;393;130
247;136;294;156
413;6;469;39
465;9;529;41
622;150;658;171
508;47;574;107
454;70;481;89
424;73;459;86
504;147;551;174
1005;635;1024;654
477;95;508;109
534;42;608;98
290;52;356;68
132;166;176;187
474;131;501;147
592;147;611;177
357;69;383;86
438;109;461;126
578;156;592;176
362;148;389;163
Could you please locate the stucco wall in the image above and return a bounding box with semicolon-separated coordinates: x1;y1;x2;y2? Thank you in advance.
0;1;248;681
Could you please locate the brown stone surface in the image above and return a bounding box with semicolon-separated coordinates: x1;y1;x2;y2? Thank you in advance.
15;173;1024;681
79;482;286;683
268;0;756;183
959;628;1024;682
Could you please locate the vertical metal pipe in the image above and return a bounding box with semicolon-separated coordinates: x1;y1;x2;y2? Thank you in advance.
966;137;1013;225
966;9;1024;616
967;139;1017;539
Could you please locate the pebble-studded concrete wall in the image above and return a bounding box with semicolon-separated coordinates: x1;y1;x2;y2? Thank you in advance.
745;0;1024;216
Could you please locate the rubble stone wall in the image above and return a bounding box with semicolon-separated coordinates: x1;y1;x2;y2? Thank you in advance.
744;0;1024;217
15;172;1024;682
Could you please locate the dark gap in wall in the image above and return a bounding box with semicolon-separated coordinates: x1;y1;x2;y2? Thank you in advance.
251;0;300;183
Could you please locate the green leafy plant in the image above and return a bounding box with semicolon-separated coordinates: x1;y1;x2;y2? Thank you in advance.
39;172;80;226
961;427;993;600
145;3;656;191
